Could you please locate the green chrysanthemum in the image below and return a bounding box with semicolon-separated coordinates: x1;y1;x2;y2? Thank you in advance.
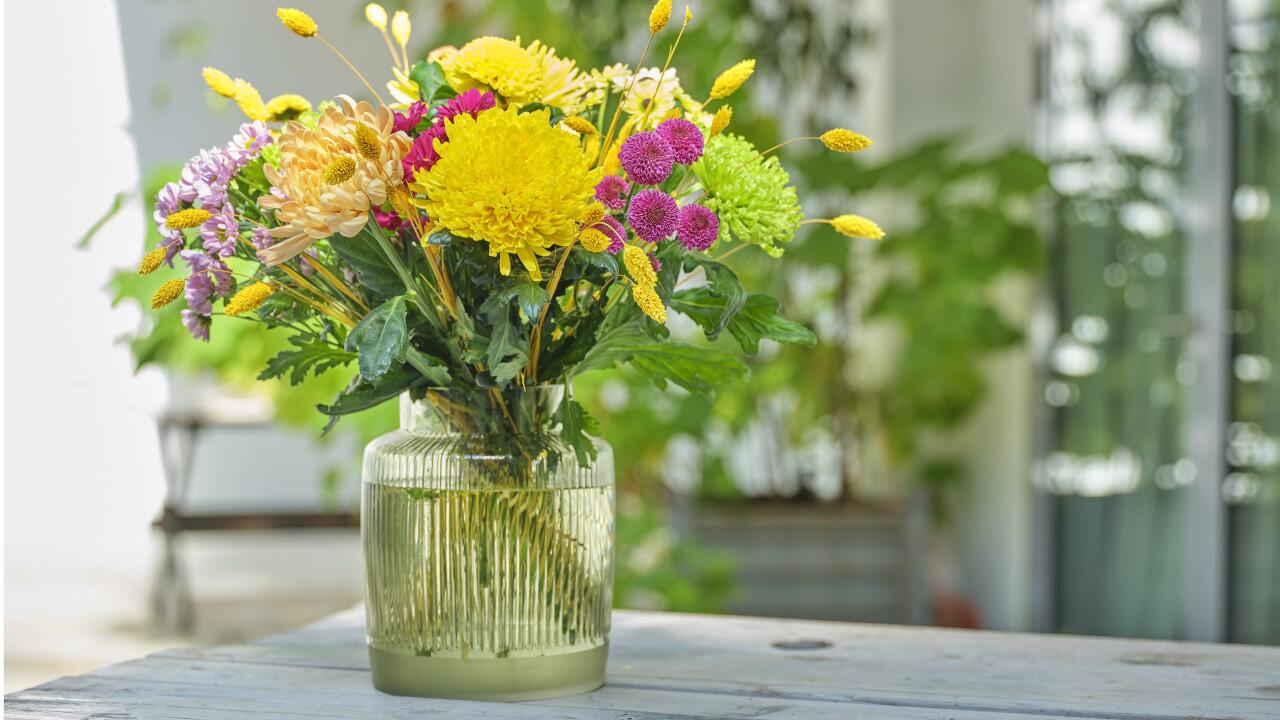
691;133;803;257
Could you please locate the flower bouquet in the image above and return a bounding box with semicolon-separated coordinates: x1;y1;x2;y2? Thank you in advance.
136;1;881;700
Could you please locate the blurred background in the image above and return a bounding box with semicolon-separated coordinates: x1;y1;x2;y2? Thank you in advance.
5;0;1278;692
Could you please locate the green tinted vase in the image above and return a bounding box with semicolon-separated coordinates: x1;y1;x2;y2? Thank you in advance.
362;388;614;700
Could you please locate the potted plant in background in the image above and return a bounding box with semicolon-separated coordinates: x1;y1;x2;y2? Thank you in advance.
129;1;883;699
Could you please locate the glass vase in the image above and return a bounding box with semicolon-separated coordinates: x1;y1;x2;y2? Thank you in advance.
361;386;614;700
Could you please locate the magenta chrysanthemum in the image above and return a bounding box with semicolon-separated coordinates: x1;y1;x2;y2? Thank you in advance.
627;188;679;243
594;175;630;211
403;123;448;181
393;101;428;133
435;88;495;124
594;215;627;254
657;118;704;164
677;203;719;252
619;131;674;185
649;253;662;273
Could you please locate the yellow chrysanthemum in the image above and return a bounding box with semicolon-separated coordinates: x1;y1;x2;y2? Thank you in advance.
410;106;601;280
165;208;211;229
632;284;667;323
831;214;884;240
710;105;732;136
710;59;755;100
265;93;311;121
233;78;270;122
151;279;185;310
277;7;317;37
224;282;275;316
202;67;237;98
622;245;657;287
441;37;588;112
649;0;673;34
138;247;166;276
260;95;411;265
579;227;611;253
820;128;872;153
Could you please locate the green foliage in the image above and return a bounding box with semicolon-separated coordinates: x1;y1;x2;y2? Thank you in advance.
346;296;409;381
409;61;456;106
671;289;817;355
557;398;601;466
260;334;355;385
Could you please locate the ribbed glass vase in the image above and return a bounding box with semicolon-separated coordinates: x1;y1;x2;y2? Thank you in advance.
361;387;614;700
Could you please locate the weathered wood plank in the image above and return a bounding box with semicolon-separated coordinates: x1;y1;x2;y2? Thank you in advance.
7;608;1280;719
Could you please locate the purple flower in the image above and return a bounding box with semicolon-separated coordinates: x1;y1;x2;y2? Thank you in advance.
627;189;679;243
594;215;627;254
435;88;495;125
153;182;186;265
181;309;211;342
200;206;239;257
181;147;237;209
657;118;704;165
181;250;233;316
249;226;274;251
594;175;630;211
619;131;675;185
226;121;273;163
677;203;719;252
649;253;662;273
373;207;405;231
403;123;448;181
393;101;428;133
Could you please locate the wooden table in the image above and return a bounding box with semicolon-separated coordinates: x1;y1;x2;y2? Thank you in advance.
7;608;1280;719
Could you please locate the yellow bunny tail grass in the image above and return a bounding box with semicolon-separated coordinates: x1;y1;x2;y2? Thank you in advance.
830;214;885;240
685;5;692;23
354;122;382;160
224;282;275;316
165;208;211;229
138;247;166;276
151;279;186;310
579;227;612;253
391;10;411;49
364;3;387;29
202;67;237;98
820;128;873;153
581;203;606;227
277;7;317;37
710;59;755;101
710;105;732;136
649;0;673;33
233;78;270;121
562;115;598;136
623;245;657;287
632;284;667;323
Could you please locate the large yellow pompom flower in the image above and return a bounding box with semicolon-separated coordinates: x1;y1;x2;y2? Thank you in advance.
441;37;588;111
411;106;601;280
259;95;411;265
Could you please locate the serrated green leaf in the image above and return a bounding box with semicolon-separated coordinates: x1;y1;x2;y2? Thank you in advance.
346;296;408;380
259;335;355;385
317;364;425;417
557;398;600;466
483;305;528;386
682;256;745;339
671;289;816;354
626;342;748;394
330;231;403;297
482;281;549;323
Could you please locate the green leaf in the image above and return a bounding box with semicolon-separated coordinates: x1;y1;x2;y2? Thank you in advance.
317;364;425;417
627;342;748;394
482;282;549;323
671;290;816;354
557;398;600;466
330;231;403;297
483;306;529;386
410;61;455;105
683;256;745;339
573;321;651;376
574;246;620;275
345;296;408;381
259;335;356;385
